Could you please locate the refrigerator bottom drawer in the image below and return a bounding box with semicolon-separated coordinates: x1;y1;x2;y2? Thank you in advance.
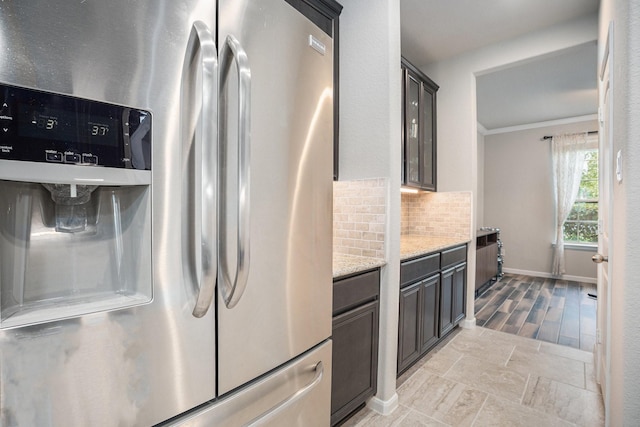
160;339;332;427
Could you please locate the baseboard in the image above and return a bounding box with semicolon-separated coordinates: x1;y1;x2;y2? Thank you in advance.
367;393;398;416
502;268;596;284
459;317;476;329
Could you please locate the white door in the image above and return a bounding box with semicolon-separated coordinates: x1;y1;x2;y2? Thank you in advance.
595;22;614;414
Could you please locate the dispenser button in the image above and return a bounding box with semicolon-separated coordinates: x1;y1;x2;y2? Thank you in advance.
82;154;98;165
46;151;63;162
65;153;80;163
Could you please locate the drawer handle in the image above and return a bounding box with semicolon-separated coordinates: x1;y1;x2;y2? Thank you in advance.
244;361;324;426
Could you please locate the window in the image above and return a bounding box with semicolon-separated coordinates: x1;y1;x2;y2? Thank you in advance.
563;149;598;244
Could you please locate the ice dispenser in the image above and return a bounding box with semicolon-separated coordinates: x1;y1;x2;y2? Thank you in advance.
0;83;152;328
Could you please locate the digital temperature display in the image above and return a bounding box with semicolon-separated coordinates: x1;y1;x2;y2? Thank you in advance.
0;82;151;170
89;122;109;136
35;115;57;130
86;116;118;145
17;103;119;147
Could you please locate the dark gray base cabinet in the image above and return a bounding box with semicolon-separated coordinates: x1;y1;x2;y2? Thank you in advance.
440;267;454;336
420;275;440;352
398;245;467;376
440;263;467;337
452;263;467;324
398;281;421;372
398;275;440;373
331;269;380;426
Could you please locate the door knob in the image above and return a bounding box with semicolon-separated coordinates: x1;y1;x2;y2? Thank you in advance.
592;254;608;263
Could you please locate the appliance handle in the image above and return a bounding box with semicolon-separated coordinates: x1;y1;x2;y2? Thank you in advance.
243;362;324;427
184;21;218;318
218;34;251;309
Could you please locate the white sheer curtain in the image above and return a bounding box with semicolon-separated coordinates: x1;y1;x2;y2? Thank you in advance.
551;132;590;276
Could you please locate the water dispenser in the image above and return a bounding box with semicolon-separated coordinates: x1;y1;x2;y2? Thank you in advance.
0;83;152;328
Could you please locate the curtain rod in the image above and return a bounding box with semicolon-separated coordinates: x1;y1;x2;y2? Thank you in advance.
542;130;598;140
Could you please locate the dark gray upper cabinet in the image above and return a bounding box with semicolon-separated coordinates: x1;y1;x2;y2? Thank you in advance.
401;57;438;191
284;0;342;36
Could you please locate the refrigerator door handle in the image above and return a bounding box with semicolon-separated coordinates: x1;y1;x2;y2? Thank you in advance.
243;362;324;427
184;21;218;318
219;34;251;309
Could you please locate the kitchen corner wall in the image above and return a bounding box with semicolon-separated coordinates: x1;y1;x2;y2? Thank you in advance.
401;191;472;240
333;178;387;259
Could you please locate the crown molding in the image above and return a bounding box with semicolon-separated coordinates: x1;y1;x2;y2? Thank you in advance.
482;114;598;136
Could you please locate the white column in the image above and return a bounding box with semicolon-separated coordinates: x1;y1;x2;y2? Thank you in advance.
339;0;402;415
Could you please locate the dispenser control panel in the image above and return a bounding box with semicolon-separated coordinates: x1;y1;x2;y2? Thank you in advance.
0;83;151;170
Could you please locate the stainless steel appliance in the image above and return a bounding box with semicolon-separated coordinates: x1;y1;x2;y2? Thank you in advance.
0;1;337;425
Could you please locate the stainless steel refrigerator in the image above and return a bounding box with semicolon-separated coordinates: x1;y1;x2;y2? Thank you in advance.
0;0;336;425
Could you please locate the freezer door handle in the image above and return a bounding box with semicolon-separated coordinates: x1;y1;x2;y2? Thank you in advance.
183;21;218;318
244;361;324;427
219;34;251;309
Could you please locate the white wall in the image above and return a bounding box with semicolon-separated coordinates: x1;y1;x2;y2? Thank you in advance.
339;1;400;182
424;14;598;194
483;121;598;281
339;0;402;414
419;14;598;325
598;0;640;424
477;130;485;227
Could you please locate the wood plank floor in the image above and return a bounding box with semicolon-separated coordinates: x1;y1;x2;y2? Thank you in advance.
474;273;597;351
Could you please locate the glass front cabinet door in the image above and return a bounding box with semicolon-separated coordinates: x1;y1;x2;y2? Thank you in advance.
401;58;438;191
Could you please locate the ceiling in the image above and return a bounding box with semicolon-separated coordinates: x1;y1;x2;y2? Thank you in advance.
476;42;598;130
400;0;600;131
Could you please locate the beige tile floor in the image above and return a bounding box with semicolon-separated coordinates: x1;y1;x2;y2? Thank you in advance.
342;326;604;427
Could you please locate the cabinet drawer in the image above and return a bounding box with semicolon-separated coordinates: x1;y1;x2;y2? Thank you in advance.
441;245;467;270
333;269;380;315
400;253;440;287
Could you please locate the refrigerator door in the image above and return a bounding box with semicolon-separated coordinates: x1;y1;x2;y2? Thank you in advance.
160;340;332;427
0;2;217;426
217;0;334;395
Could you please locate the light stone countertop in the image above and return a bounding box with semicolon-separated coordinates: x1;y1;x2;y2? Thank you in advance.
333;253;386;279
400;234;469;260
333;235;469;278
